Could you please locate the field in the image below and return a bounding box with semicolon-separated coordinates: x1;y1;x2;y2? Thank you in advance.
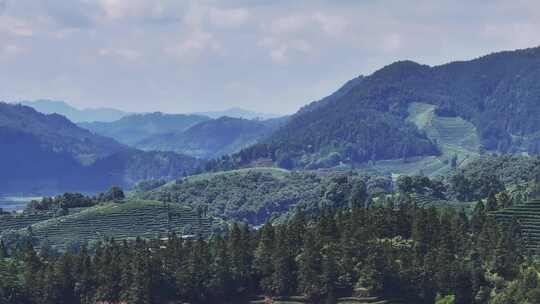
356;102;481;178
409;194;476;214
0;212;55;233
491;198;540;251
7;200;219;250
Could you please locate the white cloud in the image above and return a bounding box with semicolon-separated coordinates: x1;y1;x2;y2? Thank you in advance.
96;0;183;22
164;30;223;64
265;12;347;36
208;7;249;27
98;48;141;61
261;38;313;64
0;15;34;36
0;44;29;59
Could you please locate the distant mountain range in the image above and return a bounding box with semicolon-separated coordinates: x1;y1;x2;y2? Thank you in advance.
80;112;288;159
18;99;281;122
192;107;281;120
79;113;210;146
0;103;201;194
18;100;130;123
137;116;287;159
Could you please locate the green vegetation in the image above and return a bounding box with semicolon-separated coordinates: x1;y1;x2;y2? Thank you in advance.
140;168;393;225
492;198;540;252
205;47;540;171
0;195;536;304
5;200;218;250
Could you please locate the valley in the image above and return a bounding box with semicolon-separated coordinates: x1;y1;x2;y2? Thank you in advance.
3;44;540;303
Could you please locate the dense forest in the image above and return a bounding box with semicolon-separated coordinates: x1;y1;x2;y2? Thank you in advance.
0;195;537;304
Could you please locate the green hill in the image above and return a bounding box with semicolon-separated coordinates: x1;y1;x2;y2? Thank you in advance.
140;168;325;225
18;200;218;250
0;103;202;194
211;47;540;172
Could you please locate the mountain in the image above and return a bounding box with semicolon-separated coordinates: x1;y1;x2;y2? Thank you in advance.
0;103;201;194
192;107;281;120
0;102;125;164
19;99;130;122
137;116;284;159
79;112;210;146
207;46;540;172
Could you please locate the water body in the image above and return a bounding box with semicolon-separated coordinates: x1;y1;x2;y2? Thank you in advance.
0;196;41;212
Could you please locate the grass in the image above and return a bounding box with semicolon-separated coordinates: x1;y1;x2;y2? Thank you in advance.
24;200;218;250
407;102;480;157
355;102;482;178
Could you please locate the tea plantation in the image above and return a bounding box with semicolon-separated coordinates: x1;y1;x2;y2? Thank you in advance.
491;198;540;252
18;200;219;249
0;213;55;233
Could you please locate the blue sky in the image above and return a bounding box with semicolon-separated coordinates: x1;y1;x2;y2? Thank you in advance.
0;0;539;114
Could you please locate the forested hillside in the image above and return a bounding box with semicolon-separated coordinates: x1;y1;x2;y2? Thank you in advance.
0;103;125;164
218;47;540;170
0;103;202;194
140;167;438;225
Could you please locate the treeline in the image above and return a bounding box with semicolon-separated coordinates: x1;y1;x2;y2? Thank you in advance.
24;187;125;213
0;199;536;304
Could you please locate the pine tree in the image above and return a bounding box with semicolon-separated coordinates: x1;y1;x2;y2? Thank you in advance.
208;235;232;300
254;223;275;288
298;229;323;301
267;228;295;297
0;241;7;259
129;249;151;304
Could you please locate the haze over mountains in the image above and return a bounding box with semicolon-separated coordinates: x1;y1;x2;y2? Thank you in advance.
4;46;540;194
18;99;280;122
0;103;201;194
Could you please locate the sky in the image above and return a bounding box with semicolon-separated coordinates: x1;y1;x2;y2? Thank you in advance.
0;0;539;115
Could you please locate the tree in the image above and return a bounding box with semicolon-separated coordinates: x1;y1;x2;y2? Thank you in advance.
298;230;323;301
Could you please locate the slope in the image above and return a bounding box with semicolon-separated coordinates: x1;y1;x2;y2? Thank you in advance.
223;46;540;171
16;200;218;250
0;103;202;194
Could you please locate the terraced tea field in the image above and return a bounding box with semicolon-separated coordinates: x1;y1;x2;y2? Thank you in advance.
0;213;55;233
22;200;219;249
491;198;540;252
406;102;481;156
409;194;476;213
